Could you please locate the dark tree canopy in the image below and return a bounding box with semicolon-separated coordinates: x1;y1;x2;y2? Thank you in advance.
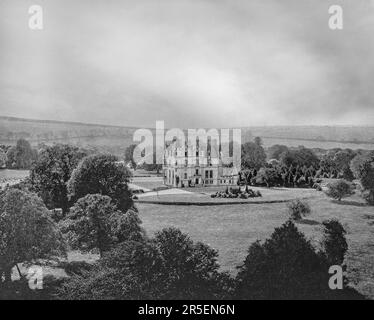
236;220;330;299
67;154;133;212
280;147;319;168
254;136;263;147
268;144;289;160
320;149;356;180
30;144;87;214
60;194;144;257
241;141;266;170
0;149;6;168
0;188;66;284
6;139;37;169
350;151;374;190
325;179;354;201
60;194;118;257
58;228;232;300
321;219;348;266
350;151;374;204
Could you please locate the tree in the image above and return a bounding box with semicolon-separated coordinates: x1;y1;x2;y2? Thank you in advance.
325;179;354;201
287;199;311;221
152;227;232;299
320;149;339;178
334;150;356;180
5;139;37;169
268;144;289;160
235;220;329;299
0;149;6;168
67;154;133;212
58;228;233;300
58;240;164;300
321;219;348;265
110;209;145;243
124;144;137;170
320;149;356;180
60;194;144;257
350;152;374;205
5;146;16;168
255;167;281;187
241;141;266;170
254;136;263;147
280;147;319;168
30;144;87;214
0;189;66;285
60;194;116;257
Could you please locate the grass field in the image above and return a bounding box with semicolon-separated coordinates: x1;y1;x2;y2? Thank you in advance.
136;186;318;204
130;176;165;190
0;169;29;187
137;191;374;299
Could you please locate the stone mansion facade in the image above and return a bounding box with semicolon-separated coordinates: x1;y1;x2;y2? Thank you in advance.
163;139;239;187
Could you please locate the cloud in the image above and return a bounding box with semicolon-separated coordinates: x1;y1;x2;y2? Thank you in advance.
0;0;373;127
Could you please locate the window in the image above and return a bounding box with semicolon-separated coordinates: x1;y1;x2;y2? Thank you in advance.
210;170;213;178
184;173;187;179
196;169;199;175
205;171;209;178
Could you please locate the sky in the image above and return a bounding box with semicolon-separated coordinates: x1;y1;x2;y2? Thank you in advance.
0;0;373;128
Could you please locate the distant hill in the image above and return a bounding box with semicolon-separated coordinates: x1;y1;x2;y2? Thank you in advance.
0;116;140;156
0;116;373;155
241;126;374;151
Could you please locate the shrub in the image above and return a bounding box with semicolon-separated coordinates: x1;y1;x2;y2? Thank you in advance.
325;179;354;201
235;220;329;299
321;219;348;265
58;229;233;300
287;199;311;221
235;219;363;299
350;152;374;205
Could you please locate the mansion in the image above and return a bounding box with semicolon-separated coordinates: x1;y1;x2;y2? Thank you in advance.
163;140;239;187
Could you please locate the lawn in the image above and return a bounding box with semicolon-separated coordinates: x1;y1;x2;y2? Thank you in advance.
0;169;29;187
131;176;165;190
136;186;318;204
137;191;374;299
